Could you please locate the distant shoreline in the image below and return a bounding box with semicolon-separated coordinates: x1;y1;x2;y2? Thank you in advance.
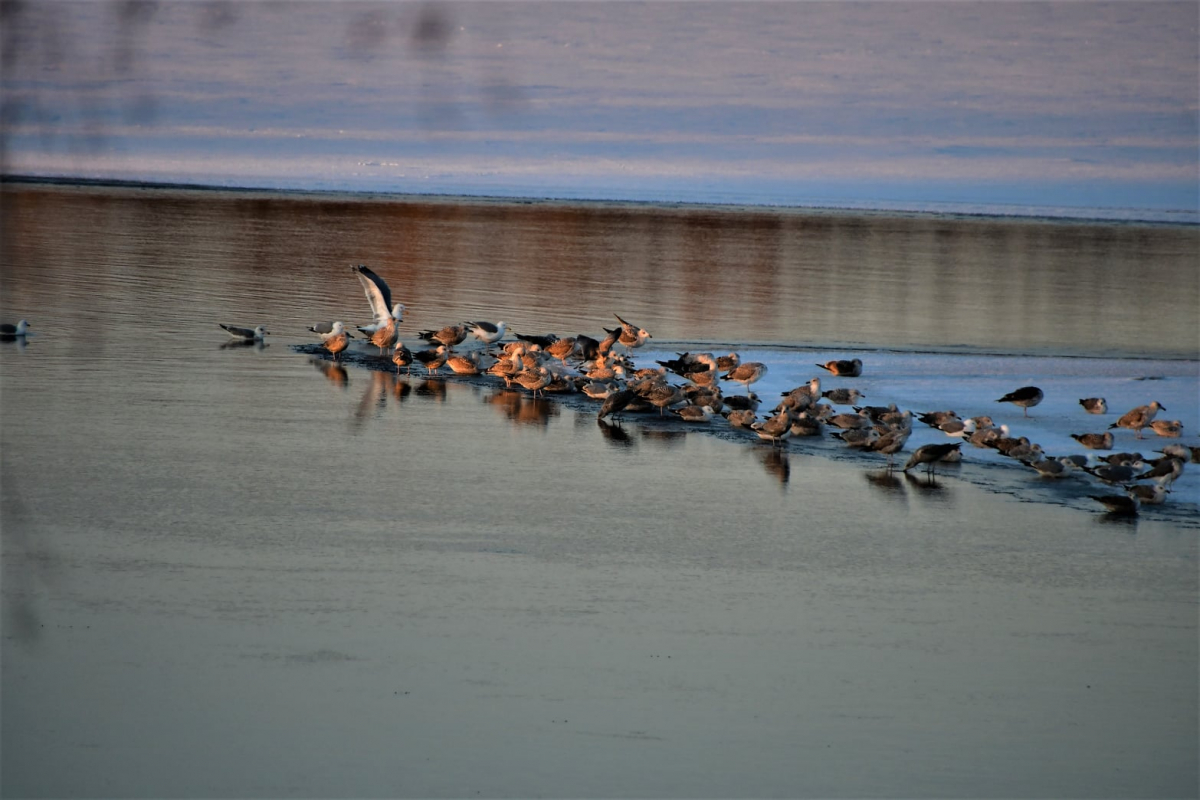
3;173;1196;229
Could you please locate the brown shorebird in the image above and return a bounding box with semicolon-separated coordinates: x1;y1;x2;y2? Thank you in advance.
321;321;350;361
815;358;862;377
1109;401;1165;439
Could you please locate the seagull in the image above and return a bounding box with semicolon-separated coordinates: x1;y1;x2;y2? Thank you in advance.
308;321;354;340
445;352;483;375
1079;397;1107;414
672;405;714;423
1089;494;1139;516
997;386;1043;417
512;365;554;398
815;358;862;377
418;324;468;350
1070;432;1114;450
822;387;865;405
1136;456;1185;486
902;442;962;476
750;408;794;448
1109;401;1165;439
464;321;507;345
352;264;404;331
613;314;652;349
1149;420;1184;438
722;392;760;412
545;337;579;365
1022;456;1076;479
392;342;413;375
1083;462;1145;484
414;345;450;375
1124;484;1169;504
597;388;637;421
514;332;559;349
640;383;686;416
865;428;910;469
723;408;758;428
219;323;268;341
0;320;30;337
721;362;767;393
321;321;350;361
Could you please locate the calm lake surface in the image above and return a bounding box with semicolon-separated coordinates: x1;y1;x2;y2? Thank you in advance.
1;183;1197;797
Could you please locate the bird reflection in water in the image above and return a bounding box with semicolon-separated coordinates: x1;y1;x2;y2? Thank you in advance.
485;388;556;427
597;418;635;448
863;469;906;498
220;339;267;351
350;370;395;431
903;470;955;500
415;379;448;402
392;379;413;402
756;447;790;487
309;357;348;388
641;428;687;449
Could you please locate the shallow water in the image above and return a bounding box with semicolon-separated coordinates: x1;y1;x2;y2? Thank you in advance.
1;184;1197;797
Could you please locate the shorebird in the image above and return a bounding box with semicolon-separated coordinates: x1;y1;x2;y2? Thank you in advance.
832;427;879;448
219;323;268;341
1070;432;1114;450
352;264;404;333
723;408;757;428
545;337;579;365
1089;494;1139;516
715;353;741;372
445;352;483;375
414;345;449;375
865;428;910;469
515;332;558;348
917;410;958;428
1083;462;1145;485
967;424;1010;449
1109;401;1165;439
513;365;553;398
723;392;760;413
1124;484;1169;504
815;358;862;377
1149;419;1184;438
997;386;1043;417
1079;397;1107;414
597;388;637;421
613;314;652;349
822;387;865;405
721;362;767;393
902;443;962;476
641;383;686;416
1022;456;1076;479
1136;456;1185;486
672;405;714;423
321;321;350;361
308;321;353;341
391;342;413;375
1;320;31;337
751;408;794;448
788;412;823;438
418;324;468;350
464;321;507;345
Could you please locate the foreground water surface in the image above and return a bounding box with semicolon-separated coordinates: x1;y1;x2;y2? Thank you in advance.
1;184;1197;797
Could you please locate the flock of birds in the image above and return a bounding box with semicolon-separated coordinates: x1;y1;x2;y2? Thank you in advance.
203;264;1197;519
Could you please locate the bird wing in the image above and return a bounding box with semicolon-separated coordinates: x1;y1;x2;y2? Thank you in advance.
353;265;393;326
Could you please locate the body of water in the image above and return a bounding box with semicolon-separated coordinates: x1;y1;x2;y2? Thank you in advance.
2;183;1197;797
